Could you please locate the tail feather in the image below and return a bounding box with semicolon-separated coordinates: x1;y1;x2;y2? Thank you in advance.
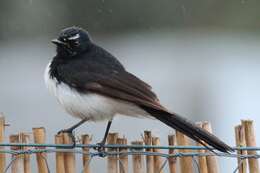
142;106;233;152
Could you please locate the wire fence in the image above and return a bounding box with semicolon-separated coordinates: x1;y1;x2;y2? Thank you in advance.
1;143;260;173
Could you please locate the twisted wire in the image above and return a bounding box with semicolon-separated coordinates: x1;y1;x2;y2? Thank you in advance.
0;143;258;173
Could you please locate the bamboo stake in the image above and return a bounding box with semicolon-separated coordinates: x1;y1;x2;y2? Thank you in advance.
107;133;119;173
63;133;76;173
82;134;91;173
132;141;145;173
20;133;31;173
242;120;259;173
202;122;219;173
176;131;193;173
55;134;65;173
168;134;177;173
10;134;23;173
235;125;247;173
152;137;164;173
0;115;5;173
144;131;154;173
117;137;128;173
32;127;48;173
196;122;208;173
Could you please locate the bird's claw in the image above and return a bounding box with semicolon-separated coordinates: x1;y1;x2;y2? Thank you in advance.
57;128;73;134
57;129;76;148
94;142;105;153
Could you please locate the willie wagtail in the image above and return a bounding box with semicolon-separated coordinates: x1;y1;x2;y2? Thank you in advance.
45;26;232;152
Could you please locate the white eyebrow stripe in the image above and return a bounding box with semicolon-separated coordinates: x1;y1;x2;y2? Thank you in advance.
68;34;80;40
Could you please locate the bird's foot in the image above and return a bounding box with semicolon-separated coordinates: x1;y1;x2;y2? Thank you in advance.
57;128;76;148
94;141;106;157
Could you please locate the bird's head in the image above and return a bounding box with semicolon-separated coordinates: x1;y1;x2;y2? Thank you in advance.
52;26;91;57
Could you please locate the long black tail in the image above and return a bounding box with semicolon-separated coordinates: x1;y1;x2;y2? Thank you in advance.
142;106;233;152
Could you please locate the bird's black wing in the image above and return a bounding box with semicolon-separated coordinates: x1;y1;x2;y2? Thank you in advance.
62;67;161;108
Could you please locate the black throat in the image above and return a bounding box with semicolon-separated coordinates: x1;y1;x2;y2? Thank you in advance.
49;43;93;83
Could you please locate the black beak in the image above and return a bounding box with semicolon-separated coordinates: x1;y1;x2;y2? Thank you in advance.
51;39;66;46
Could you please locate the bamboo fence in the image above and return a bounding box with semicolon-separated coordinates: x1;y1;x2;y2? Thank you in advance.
0;114;259;173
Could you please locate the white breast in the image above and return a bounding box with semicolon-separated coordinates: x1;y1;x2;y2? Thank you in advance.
44;63;149;121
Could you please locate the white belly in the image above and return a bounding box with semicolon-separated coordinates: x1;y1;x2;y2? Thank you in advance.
44;63;149;121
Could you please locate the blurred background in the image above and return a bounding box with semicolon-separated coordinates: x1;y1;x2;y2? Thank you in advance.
1;0;260;172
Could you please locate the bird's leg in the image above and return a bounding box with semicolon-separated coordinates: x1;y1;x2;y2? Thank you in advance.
58;118;89;148
94;120;113;153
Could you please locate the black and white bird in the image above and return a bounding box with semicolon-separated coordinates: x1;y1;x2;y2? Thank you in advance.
44;26;232;152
